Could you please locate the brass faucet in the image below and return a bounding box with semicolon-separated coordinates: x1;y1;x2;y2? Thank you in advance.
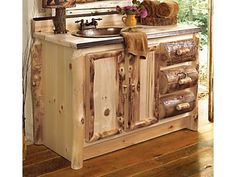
75;18;102;31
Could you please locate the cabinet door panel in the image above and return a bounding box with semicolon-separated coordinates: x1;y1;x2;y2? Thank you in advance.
129;51;159;130
85;51;124;142
94;58;118;131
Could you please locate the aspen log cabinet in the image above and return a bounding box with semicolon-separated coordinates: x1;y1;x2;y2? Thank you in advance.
31;20;201;169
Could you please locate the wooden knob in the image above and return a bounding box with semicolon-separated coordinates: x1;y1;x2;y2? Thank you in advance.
117;116;124;124
131;84;136;92
176;48;190;55
119;66;125;77
176;103;190;111
178;77;192;85
122;84;128;94
128;66;133;72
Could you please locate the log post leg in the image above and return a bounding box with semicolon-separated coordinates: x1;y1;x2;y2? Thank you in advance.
71;51;85;170
187;107;198;131
31;40;44;144
208;0;214;123
23;129;27;160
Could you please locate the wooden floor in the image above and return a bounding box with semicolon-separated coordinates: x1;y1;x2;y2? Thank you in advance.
23;97;213;177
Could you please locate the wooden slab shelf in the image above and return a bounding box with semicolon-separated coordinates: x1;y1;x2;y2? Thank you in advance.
31;24;200;170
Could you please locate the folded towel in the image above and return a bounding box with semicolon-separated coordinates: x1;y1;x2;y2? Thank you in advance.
121;30;148;59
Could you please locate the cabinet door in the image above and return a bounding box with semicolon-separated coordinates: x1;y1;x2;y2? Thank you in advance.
85;51;125;142
128;51;160;130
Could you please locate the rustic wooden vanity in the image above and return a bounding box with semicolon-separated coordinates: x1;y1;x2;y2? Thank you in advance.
31;20;201;169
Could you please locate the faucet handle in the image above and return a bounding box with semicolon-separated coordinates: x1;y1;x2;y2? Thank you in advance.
92;18;102;28
92;18;102;21
75;19;85;31
75;19;84;24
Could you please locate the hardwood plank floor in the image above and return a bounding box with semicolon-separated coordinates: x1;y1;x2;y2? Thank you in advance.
23;97;213;177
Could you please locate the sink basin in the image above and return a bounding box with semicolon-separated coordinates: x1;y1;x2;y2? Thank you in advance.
72;27;122;38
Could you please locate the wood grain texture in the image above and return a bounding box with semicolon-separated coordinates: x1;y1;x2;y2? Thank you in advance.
85;50;124;142
26;144;48;155
30;31;201;171
129;56;141;126
140;0;178;26
160;66;198;94
208;0;214;123
23;97;212;177
159;91;196;119
158;38;198;66
141;16;177;26
41;41;74;163
141;0;160;17
71;50;85;169
132;148;212;177
127;51;159;130
31;40;44;144
154;51;160;120
23;130;27;160
83;116;190;160
156;0;179;18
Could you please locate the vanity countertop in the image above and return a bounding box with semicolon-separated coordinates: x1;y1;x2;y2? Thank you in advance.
34;24;201;49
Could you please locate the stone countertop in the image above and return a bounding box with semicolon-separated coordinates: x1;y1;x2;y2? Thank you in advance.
33;24;201;49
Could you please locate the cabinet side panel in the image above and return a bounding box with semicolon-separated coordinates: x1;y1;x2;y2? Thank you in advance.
43;41;58;149
42;41;74;160
64;47;74;158
56;45;74;157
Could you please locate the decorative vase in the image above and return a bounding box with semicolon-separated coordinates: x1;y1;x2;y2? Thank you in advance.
122;14;137;28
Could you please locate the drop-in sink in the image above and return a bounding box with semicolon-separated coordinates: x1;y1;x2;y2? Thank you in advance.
72;27;123;38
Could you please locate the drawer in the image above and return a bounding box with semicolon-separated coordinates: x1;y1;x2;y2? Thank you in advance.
159;39;198;66
159;91;196;119
160;66;198;94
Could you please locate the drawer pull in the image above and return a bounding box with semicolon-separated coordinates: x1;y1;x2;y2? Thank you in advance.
178;77;192;85
176;103;190;111
176;48;191;56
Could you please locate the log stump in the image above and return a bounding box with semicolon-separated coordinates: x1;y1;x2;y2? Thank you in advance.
53;7;67;34
140;0;179;26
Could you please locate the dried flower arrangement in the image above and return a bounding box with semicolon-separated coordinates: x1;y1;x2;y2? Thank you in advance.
116;0;148;18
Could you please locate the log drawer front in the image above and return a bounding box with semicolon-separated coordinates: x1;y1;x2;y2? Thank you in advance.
158;35;199;120
160;66;198;94
159;91;196;119
159;38;198;66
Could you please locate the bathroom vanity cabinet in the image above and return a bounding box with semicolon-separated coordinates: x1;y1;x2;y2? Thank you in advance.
31;23;200;169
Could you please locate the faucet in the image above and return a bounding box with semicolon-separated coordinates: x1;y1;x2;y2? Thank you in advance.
75;18;102;31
